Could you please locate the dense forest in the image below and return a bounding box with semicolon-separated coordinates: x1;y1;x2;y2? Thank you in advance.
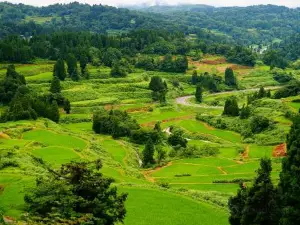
2;2;300;46
136;4;300;45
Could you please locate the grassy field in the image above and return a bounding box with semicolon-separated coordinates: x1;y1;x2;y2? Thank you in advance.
0;55;290;224
121;187;229;225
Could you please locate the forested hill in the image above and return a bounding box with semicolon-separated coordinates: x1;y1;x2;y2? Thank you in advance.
0;2;180;37
134;4;300;45
2;2;300;47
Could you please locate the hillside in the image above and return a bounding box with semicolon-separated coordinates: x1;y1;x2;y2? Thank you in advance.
1;2;300;225
2;2;300;46
135;4;300;45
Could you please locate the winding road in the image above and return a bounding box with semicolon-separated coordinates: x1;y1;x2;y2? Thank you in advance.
176;86;281;108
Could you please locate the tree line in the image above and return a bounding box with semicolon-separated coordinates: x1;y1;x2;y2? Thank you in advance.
229;115;300;225
0;64;71;123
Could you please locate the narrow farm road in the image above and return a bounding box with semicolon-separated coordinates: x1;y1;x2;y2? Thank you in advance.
176;86;282;108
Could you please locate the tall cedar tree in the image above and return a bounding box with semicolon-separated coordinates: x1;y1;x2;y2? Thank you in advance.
0;65;26;104
154;121;162;133
63;99;71;114
191;70;198;85
110;61;127;77
241;158;279;225
257;87;266;98
279;115;300;225
223;97;239;116
195;85;203;103
228;183;247;225
149;76;167;103
66;54;79;81
174;56;188;73
142;139;155;166
225;68;236;86
50;76;61;94
239;105;251;119
79;54;88;74
24;161;127;225
48;100;59;123
53;59;66;81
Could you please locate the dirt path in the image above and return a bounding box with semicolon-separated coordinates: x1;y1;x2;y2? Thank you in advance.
141;114;194;127
272;143;287;157
242;145;250;158
143;162;173;183
176;86;282;108
217;167;228;175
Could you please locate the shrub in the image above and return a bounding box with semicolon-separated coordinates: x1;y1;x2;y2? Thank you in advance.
250;115;270;133
92;109;140;138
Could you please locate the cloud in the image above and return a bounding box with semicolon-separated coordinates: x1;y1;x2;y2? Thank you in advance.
3;0;300;8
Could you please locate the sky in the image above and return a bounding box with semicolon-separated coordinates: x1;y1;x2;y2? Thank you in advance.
2;0;300;8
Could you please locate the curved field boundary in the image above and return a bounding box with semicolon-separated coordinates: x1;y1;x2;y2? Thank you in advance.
176;86;282;108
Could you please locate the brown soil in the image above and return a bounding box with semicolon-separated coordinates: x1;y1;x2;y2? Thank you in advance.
201;58;227;65
126;106;151;113
272;143;287;157
4;216;15;224
217;166;228;175
242;145;250;158
0;132;10;139
104;104;119;110
141;114;195;127
0;185;4;194
143;162;173;183
202;122;215;130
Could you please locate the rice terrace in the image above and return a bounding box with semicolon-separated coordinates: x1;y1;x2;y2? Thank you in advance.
1;2;300;225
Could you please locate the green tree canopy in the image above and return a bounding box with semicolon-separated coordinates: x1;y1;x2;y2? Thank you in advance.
142;139;155;167
279;115;300;225
24;160;128;225
0;64;26;104
223;97;239;117
66;53;79;81
225;68;236;86
50;76;61;94
53;59;66;81
195;85;203;103
241;158;279;225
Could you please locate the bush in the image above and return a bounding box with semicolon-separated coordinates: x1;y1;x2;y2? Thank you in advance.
213;178;252;184
175;174;191;177
271;68;293;83
130;128;161;144
250;115;270;133
168;129;187;148
92;109;140;138
181;145;219;158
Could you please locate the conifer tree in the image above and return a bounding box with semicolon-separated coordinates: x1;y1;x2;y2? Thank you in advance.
154;121;162;133
48;100;59;123
223;97;239;116
191;70;198;85
225;68;237;86
239;105;251;119
50;76;61;94
241;158;279;225
63;99;71;114
195;84;203;103
228;183;247;225
79;54;88;75
257;87;266;99
0;65;26;104
66;54;79;81
53;59;66;81
142;139;155;167
279;115;300;225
